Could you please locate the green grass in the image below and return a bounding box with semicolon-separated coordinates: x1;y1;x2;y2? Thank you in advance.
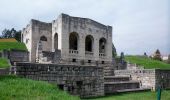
0;42;27;51
0;58;10;68
125;56;170;69
86;90;170;100
0;75;80;100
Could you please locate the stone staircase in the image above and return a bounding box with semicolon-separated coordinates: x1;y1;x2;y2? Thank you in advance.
104;66;115;76
104;67;150;94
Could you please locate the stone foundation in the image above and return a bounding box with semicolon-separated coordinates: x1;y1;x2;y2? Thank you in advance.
14;62;104;98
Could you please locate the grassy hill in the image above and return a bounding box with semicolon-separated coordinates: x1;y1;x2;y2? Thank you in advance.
0;75;80;100
125;56;170;69
0;42;27;51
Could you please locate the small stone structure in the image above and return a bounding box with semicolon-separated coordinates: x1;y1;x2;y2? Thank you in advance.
1;49;29;64
114;69;170;90
15;62;104;98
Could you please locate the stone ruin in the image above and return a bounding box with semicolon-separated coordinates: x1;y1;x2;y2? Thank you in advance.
1;13;170;98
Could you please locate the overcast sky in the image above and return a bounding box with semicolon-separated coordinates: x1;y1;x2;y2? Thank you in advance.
0;0;169;55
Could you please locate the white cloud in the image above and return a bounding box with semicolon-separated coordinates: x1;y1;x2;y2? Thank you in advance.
0;0;169;55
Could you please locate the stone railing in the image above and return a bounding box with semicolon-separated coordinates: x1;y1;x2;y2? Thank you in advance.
99;53;105;57
85;51;94;56
69;50;78;54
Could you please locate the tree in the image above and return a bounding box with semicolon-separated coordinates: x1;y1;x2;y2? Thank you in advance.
14;30;21;42
1;28;21;42
153;49;162;61
1;29;12;38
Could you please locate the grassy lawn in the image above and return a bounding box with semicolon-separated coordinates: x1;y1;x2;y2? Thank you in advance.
0;75;80;100
0;58;10;68
125;56;170;69
0;42;27;51
86;90;170;100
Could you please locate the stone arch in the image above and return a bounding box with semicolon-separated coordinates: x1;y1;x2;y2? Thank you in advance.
99;37;107;53
54;33;58;50
40;35;47;41
39;35;48;51
69;32;79;50
85;35;94;52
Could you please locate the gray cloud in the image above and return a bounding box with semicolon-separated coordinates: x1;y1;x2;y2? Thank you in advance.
0;0;169;55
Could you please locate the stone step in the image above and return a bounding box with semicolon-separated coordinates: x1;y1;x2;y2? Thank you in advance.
104;81;140;94
104;81;139;85
104;72;114;76
105;88;150;94
104;76;130;82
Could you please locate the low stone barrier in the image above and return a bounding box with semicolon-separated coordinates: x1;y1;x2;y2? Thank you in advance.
0;68;9;75
114;69;170;90
14;62;104;98
155;69;170;89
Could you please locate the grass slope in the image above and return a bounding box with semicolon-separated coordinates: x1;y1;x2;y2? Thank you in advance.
125;56;170;69
0;75;80;100
0;58;10;68
0;42;27;51
87;90;170;100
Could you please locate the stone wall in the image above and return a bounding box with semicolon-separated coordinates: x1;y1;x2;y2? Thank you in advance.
1;49;29;65
9;49;29;64
0;68;9;75
114;69;170;90
127;62;144;70
14;62;104;98
114;69;156;89
155;69;170;89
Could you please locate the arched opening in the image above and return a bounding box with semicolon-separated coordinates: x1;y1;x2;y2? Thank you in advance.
54;33;58;50
85;35;94;52
40;35;47;41
39;35;47;51
69;32;78;50
99;38;106;53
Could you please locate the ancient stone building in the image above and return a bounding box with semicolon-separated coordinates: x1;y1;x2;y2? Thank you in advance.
22;13;112;65
20;13;169;98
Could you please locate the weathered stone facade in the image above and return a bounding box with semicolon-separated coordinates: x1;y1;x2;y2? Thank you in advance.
15;62;104;98
22;14;112;65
